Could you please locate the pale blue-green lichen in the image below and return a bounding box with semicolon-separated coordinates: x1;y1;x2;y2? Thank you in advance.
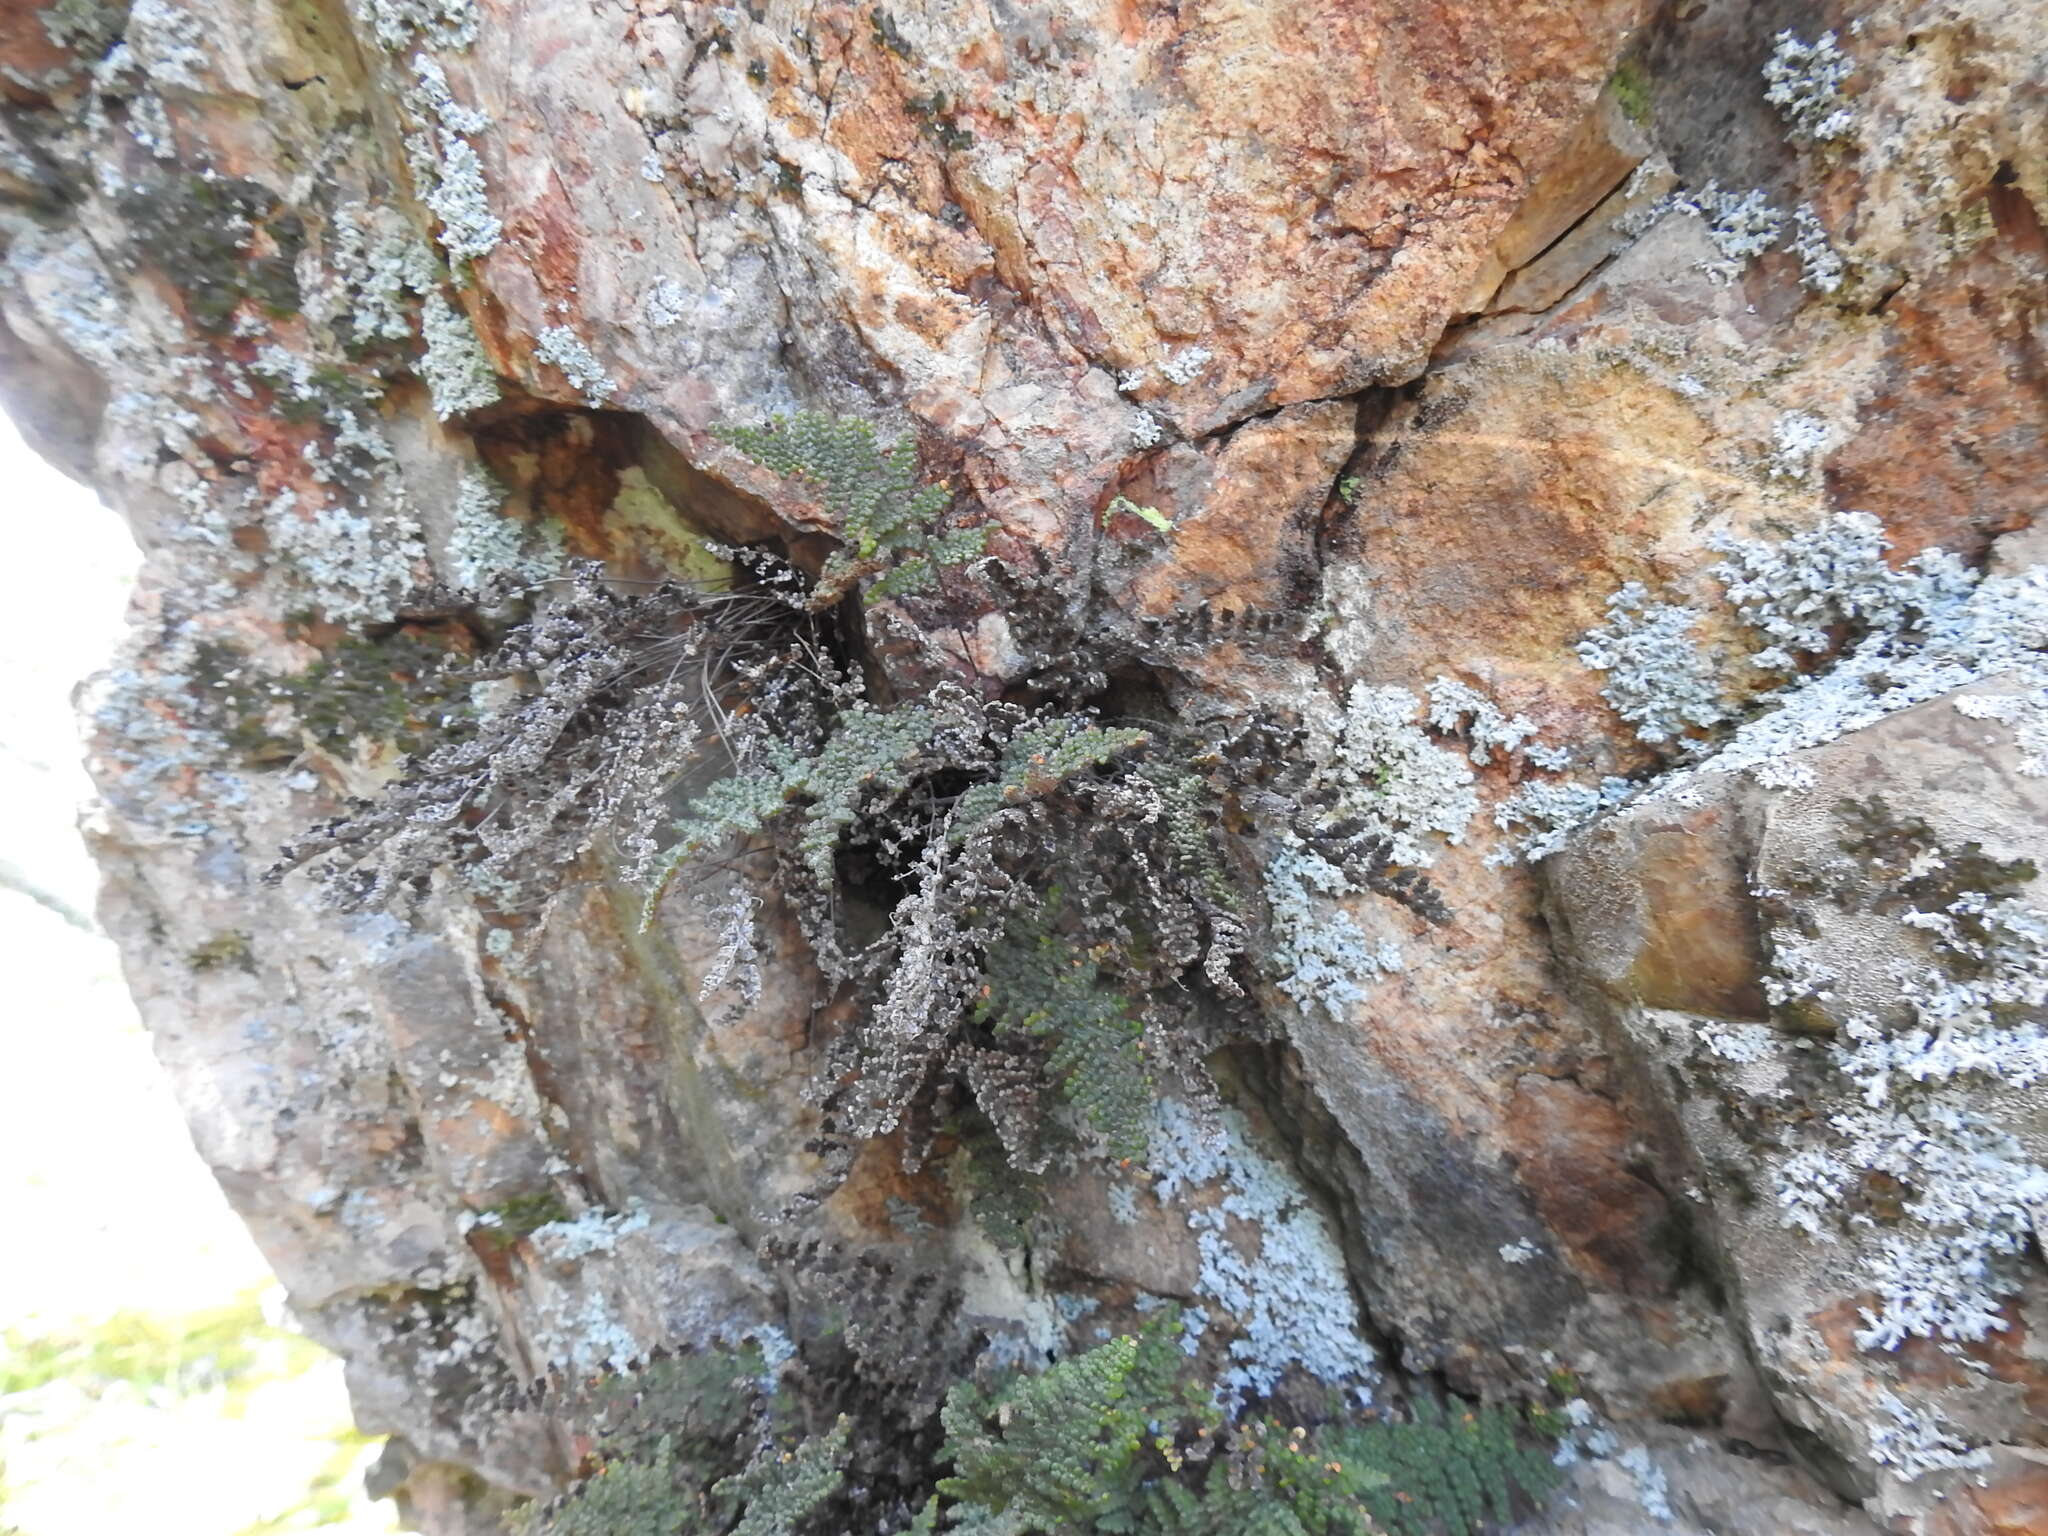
1675;182;1784;282
409;55;489;135
1149;1100;1380;1410
1789;204;1846;294
419;292;501;418
127;0;208;90
362;0;478;53
445;468;562;588
320;205;438;343
418;136;501;263
1424;676;1543;765
535;325;617;407
1263;836;1402;1022
267;486;429;625
1763;30;1857;146
1301;682;1478;868
1575;583;1728;746
1502;514;2038;859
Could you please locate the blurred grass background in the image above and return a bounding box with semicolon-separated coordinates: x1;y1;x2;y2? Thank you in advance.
0;412;399;1535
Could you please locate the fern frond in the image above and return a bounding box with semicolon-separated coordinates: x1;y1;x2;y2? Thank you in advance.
949;719;1151;836
715;412;979;604
716;1418;852;1536
976;928;1152;1160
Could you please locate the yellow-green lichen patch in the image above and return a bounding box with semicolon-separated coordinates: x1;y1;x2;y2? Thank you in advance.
607;467;736;587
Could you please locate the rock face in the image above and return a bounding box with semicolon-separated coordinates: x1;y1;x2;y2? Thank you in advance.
3;0;2046;1531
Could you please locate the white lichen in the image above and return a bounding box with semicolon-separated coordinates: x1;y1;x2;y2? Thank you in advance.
1523;515;2040;860
127;0;208;90
1763;30;1857;147
1867;1392;1993;1481
1159;346;1211;386
1489;776;1639;865
127;91;176;158
1106;1183;1140;1226
1698;1021;1780;1064
1575;583;1728;746
1618;1444;1675;1524
1762;936;1837;1010
419;292;501;418
1758;877;2048;1405
1150;1100;1380;1409
528;1204;652;1263
322;205;438;343
535;325;616;407
1303;683;1479;867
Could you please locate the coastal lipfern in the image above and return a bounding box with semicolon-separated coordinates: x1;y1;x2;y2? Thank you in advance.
975;927;1153;1161
717;1419;854;1536
921;1319;1557;1536
512;1344;852;1536
715;412;986;606
936;1318;1212;1530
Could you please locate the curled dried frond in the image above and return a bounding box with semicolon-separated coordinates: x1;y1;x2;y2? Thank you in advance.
268;560;816;910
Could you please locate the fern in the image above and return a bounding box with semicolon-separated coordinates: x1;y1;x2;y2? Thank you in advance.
516;1439;707;1536
925;1325;1557;1536
648;701;942;915
937;1320;1206;1531
1324;1399;1562;1536
277;408;1262;1210
716;1419;853;1536
949;718;1152;837
975;929;1152;1161
951;1113;1053;1248
510;1326;1561;1536
716;412;986;604
515;1344;845;1536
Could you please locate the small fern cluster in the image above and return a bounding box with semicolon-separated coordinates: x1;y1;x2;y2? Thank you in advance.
655;660;1263;1193
911;1314;1561;1536
508;1320;1562;1536
511;1346;850;1536
713;412;988;607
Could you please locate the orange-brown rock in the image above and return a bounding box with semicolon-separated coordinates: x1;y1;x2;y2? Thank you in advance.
7;0;2046;1530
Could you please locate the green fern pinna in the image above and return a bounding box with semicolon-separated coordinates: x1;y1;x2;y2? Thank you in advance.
517;1315;1562;1536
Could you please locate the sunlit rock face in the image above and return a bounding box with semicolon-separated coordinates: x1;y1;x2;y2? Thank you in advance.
4;0;2046;1529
